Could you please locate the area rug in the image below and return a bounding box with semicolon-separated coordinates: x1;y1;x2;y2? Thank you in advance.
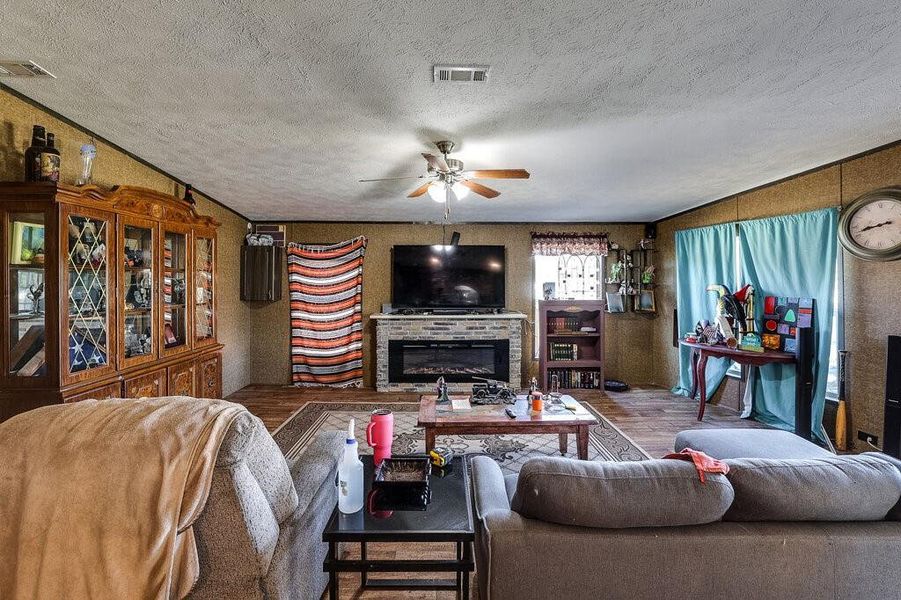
272;401;650;473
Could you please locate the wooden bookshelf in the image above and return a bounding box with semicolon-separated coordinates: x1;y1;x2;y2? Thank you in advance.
538;300;605;391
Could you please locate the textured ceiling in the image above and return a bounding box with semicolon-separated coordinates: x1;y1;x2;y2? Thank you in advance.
3;1;900;222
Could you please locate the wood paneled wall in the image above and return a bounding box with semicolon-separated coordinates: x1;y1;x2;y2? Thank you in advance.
0;88;253;396
652;144;901;449
248;222;656;388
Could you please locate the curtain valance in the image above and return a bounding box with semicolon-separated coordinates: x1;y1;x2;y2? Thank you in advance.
530;231;608;256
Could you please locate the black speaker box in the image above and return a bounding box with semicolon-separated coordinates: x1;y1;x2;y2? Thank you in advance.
884;335;901;458
644;223;657;240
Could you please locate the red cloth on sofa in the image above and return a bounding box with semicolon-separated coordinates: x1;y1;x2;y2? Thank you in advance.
662;448;729;483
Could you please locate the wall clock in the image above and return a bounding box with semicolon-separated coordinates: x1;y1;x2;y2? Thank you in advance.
838;188;901;261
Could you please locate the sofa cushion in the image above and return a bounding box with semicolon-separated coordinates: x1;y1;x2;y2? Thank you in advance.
674;428;832;460
510;456;734;528
863;452;901;521
723;455;901;522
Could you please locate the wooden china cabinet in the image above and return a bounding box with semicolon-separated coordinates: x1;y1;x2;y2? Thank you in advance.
0;182;223;421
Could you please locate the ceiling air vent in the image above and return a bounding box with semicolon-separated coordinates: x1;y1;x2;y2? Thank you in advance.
0;60;56;78
433;65;489;84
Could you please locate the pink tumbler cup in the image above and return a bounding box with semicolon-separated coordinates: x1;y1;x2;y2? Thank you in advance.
366;409;394;466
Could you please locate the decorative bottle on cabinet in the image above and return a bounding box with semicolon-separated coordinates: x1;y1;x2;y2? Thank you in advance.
41;133;61;182
24;125;46;182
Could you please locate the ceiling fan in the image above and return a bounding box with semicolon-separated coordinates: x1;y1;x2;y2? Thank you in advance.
359;140;530;202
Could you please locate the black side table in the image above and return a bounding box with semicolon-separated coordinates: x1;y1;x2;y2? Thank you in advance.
322;455;474;599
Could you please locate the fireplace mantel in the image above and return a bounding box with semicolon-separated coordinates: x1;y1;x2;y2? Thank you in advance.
374;312;525;393
371;312;527;320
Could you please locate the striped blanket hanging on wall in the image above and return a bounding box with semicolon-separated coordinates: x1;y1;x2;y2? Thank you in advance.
287;237;367;387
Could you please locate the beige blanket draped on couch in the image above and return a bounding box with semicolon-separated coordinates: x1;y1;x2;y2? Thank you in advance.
0;396;246;599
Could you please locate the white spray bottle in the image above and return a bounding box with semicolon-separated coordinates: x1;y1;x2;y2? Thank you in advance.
337;418;364;513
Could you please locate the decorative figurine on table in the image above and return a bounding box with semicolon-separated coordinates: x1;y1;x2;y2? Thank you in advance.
436;376;451;404
733;284;757;333
706;283;751;338
693;320;721;345
471;377;515;405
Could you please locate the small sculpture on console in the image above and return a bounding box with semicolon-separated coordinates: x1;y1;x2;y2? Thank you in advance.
471;377;516;405
436;376;451;404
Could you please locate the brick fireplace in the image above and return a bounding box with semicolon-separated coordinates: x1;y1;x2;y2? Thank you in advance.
373;313;526;393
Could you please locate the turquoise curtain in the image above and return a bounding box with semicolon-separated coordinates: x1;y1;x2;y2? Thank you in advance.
672;223;737;398
737;208;838;441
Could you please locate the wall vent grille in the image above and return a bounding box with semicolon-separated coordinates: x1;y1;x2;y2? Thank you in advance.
0;60;56;78
433;65;489;84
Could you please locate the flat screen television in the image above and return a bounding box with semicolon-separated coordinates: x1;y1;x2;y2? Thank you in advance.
392;245;505;309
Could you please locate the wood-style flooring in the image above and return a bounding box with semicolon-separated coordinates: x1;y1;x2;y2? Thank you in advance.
226;385;766;599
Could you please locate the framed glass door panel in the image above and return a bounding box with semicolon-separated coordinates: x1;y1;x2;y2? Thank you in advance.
63;207;114;381
8;211;48;378
120;218;156;366
194;235;214;344
162;227;190;354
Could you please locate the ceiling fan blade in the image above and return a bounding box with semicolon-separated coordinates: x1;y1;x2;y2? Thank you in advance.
422;153;450;173
407;181;433;198
461;179;500;199
359;175;427;182
463;169;530;179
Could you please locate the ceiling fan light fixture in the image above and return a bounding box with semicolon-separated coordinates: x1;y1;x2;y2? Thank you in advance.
451;181;470;199
428;182;446;203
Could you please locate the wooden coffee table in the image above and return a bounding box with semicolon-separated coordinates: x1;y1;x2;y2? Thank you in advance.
418;394;599;460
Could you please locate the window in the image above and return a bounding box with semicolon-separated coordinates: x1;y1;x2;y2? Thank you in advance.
725;232;842;400
532;254;602;358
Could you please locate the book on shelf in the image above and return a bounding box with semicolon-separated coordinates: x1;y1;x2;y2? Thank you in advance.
549;342;579;361
546;368;600;389
549;316;581;334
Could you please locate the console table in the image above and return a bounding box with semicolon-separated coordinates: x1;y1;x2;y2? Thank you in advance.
681;336;815;439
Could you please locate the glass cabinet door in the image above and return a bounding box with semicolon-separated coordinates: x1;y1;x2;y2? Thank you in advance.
123;224;154;361
163;231;188;350
66;212;110;375
194;236;214;342
8;212;47;377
